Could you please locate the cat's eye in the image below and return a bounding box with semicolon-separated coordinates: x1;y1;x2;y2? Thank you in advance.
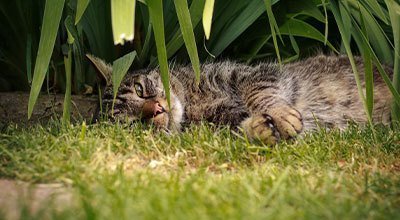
134;83;144;97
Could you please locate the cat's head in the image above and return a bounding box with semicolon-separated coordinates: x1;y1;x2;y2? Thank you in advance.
87;54;183;131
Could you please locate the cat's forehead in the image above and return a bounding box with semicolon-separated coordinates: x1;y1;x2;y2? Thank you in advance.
123;68;161;83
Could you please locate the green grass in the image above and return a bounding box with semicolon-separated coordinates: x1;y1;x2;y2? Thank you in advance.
0;121;399;219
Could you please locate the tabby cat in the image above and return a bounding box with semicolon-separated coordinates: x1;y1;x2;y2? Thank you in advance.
87;54;392;145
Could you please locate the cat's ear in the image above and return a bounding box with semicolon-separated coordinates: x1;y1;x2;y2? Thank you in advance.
86;54;112;86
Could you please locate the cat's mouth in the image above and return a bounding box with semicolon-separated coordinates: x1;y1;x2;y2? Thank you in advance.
104;95;183;132
140;99;171;130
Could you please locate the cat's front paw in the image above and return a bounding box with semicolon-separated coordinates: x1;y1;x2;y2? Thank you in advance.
241;106;303;145
241;115;280;145
268;106;303;139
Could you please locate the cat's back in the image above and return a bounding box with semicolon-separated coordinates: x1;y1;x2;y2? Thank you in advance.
282;54;392;129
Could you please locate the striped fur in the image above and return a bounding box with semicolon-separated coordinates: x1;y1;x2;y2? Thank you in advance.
97;54;392;144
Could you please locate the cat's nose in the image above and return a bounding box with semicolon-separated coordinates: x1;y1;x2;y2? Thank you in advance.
142;100;166;119
154;102;166;116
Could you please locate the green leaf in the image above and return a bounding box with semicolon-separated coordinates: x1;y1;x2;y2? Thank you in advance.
358;2;392;63
264;0;282;65
329;0;370;126
287;0;325;22
279;18;338;53
385;0;400;121
147;0;171;107
79;0;115;62
26;34;32;85
65;15;85;93
173;0;201;83
359;8;374;121
63;49;72;124
111;0;136;45
112;51;137;111
339;1;352;53
321;0;329;45
75;0;91;24
28;0;65;119
166;0;204;59
364;0;389;24
210;0;279;57
203;0;215;40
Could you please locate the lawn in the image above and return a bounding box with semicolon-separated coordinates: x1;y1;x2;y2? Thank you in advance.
0;121;399;219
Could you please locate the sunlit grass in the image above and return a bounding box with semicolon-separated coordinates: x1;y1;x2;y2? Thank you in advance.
0;121;399;219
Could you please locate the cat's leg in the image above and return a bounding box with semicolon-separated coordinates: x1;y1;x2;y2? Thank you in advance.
241;104;303;145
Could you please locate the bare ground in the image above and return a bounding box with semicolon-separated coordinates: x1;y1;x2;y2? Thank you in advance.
0;92;97;126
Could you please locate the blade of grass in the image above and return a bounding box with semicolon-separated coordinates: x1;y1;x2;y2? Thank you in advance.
111;51;137;113
147;0;171;107
111;0;136;45
75;0;91;24
173;0;201;83
28;0;65;119
203;0;215;40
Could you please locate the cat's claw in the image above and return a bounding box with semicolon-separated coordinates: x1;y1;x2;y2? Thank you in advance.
269;106;303;139
241;115;280;145
241;106;303;145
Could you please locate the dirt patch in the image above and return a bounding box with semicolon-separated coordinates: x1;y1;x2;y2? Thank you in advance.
0;92;97;126
0;179;74;219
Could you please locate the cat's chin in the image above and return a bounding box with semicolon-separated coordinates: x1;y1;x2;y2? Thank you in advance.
149;112;169;130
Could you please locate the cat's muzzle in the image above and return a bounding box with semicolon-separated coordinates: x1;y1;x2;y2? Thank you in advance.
141;99;170;129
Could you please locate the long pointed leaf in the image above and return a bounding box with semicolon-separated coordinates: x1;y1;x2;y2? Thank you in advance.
203;0;215;40
63;49;72;124
329;0;370;125
166;0;205;59
279;18;337;53
75;0;91;24
147;0;171;107
384;0;400;121
173;0;201;83
28;0;65;119
210;0;279;57
111;0;136;45
111;51;137;112
264;0;282;65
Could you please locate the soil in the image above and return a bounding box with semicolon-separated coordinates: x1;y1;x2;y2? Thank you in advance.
0;92;98;126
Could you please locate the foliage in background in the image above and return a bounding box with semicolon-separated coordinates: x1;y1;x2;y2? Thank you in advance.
0;0;399;121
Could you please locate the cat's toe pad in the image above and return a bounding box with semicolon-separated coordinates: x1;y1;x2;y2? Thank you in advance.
241;115;279;145
270;107;303;139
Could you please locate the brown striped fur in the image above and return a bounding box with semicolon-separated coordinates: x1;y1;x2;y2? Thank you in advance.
90;54;392;145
